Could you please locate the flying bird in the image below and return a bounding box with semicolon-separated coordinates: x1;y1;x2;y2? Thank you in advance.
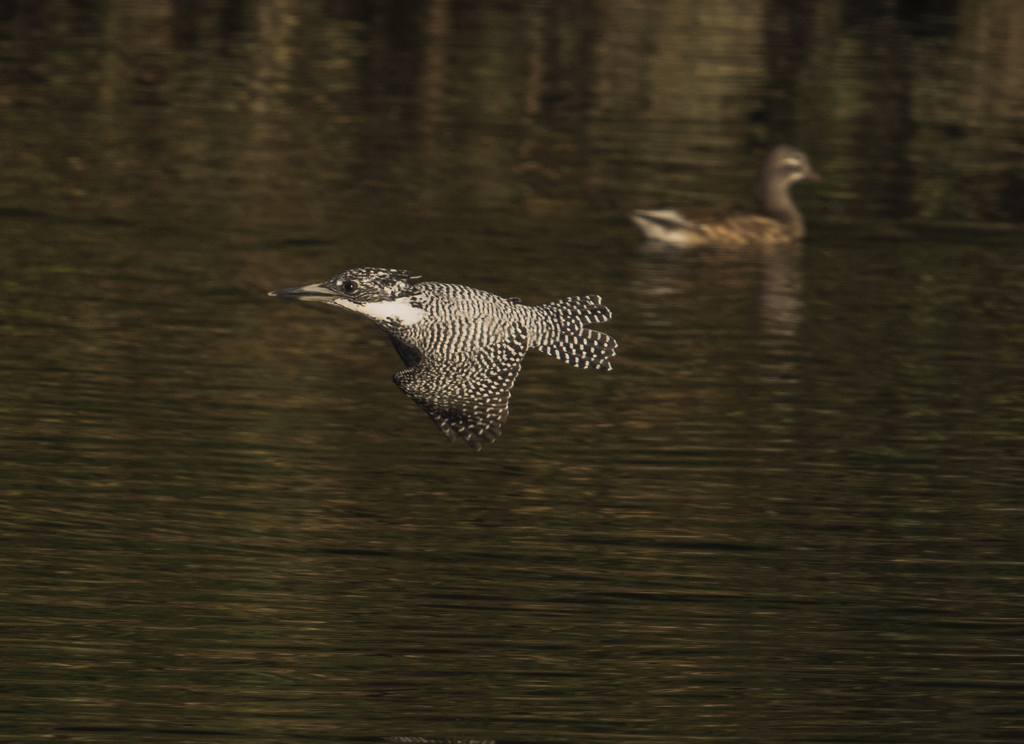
270;268;617;449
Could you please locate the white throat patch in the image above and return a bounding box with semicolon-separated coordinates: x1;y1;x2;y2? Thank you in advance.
331;296;427;326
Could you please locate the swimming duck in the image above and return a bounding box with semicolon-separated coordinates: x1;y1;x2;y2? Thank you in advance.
630;145;821;247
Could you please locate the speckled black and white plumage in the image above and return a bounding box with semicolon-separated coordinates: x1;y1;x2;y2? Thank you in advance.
269;268;617;450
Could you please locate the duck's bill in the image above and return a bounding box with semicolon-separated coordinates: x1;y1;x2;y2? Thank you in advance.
268;283;337;302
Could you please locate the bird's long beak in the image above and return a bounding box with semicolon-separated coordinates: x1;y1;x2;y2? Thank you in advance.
805;168;823;182
268;283;338;302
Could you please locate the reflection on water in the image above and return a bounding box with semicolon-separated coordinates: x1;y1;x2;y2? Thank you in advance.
1;1;1023;225
2;2;1024;743
758;243;803;444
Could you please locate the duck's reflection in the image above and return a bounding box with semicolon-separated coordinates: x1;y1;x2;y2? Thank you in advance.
630;239;805;448
756;242;803;446
760;242;803;340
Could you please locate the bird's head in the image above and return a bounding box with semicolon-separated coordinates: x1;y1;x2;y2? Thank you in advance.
764;145;822;188
269;267;420;306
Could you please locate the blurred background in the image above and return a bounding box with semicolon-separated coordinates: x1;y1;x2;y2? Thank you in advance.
2;0;1022;224
2;2;1023;744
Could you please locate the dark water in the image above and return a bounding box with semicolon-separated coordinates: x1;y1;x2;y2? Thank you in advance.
2;2;1024;743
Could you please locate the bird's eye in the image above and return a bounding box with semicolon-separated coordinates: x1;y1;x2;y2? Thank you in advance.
341;280;358;293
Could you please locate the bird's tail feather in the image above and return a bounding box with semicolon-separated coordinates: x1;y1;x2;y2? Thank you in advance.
535;295;617;371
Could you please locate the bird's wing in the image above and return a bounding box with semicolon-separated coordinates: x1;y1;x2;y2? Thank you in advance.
393;326;528;450
389;336;423;367
630;208;698;229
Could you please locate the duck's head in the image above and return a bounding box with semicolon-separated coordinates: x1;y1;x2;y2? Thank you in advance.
764;145;822;188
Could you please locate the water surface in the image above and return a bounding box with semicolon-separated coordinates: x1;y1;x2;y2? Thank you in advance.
2;2;1024;743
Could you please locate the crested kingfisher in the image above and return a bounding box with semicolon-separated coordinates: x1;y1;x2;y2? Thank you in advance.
269;268;617;450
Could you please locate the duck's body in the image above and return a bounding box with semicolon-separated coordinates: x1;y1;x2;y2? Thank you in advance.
630;145;821;248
